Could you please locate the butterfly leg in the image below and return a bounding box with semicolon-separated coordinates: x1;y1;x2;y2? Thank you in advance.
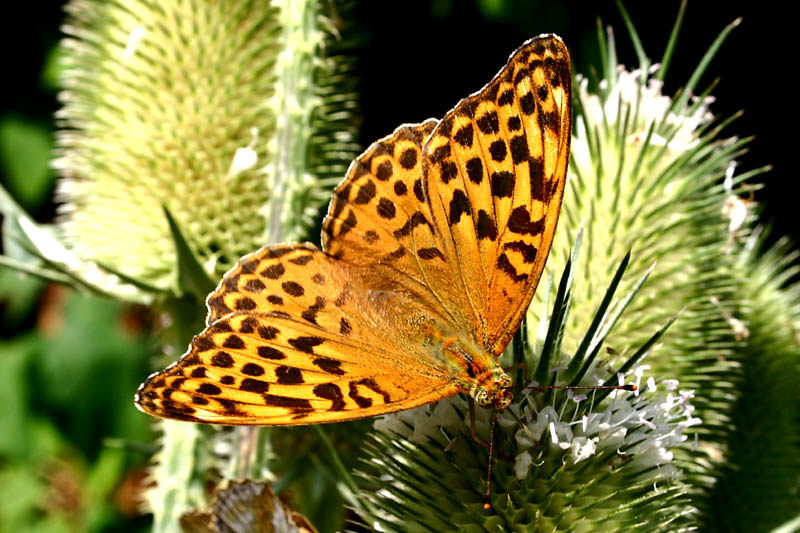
468;397;491;449
468;399;514;463
504;362;528;376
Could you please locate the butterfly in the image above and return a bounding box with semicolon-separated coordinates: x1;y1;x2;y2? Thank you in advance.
135;34;572;428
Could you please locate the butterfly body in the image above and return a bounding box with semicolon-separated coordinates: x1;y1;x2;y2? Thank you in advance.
136;34;571;427
417;320;513;408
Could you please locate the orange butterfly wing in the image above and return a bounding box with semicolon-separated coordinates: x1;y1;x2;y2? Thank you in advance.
135;34;572;425
136;244;459;424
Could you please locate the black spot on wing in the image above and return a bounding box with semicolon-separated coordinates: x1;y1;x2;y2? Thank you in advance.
418;247;445;261
399;148;418;169
503;240;537;263
258;346;286;360
288;254;313;266
491;171;514;198
497;253;528;282
449;189;471;225
258;326;279;340
314;357;345;376
498;89;514;106
510;135;529;164
466;157;483;184
477;210;498;241
282;281;304;297
276;366;304;385
223;335;245;349
211;351;234;368
264;395;311;410
354;180;376;204
235;297;256;311
348;382;373;408
194;336;215;352
262;263;285;279
520;92;535;115
314;383;346;411
197;383;222;395
476;111;500;134
508;206;544;236
244;279;266;293
301;296;326;325
376;160;393;181
289;336;324;354
489;140;507;162
453;123;474;147
357;378;391;403
238;317;258;333
382;247;405;262
242;363;265;376
537;84;549;101
431;143;451;163
377;198;397;219
337;210;358;238
240;378;270;394
440;160;458;184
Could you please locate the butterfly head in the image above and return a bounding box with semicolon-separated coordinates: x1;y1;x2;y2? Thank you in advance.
473;369;514;409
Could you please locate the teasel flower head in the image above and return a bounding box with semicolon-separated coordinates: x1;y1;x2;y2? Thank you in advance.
43;0;359;300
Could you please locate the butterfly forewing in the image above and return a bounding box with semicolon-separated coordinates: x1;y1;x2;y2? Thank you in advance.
421;35;571;354
135;34;572;426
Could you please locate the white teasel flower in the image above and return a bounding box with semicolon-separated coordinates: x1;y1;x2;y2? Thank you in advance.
572;65;715;176
51;0;359;295
510;368;699;479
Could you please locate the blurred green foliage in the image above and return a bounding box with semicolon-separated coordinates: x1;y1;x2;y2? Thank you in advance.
0;117;53;215
0;268;154;532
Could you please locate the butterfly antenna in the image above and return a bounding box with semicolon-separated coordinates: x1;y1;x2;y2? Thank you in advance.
526;383;638;393
483;408;498;511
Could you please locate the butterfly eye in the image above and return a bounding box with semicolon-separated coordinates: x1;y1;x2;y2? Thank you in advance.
475;390;492;406
495;390;513;409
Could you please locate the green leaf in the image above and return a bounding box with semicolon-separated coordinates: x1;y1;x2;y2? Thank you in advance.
163;205;216;299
